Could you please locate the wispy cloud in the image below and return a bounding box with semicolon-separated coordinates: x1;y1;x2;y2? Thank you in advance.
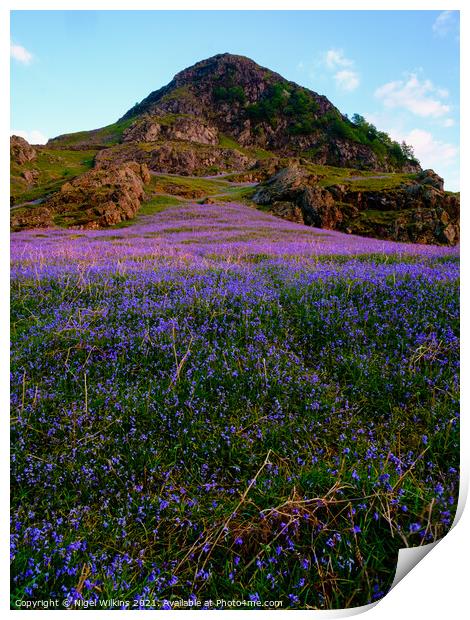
323;48;359;92
10;42;33;65
325;49;353;70
375;74;451;118
334;70;359;92
432;10;458;38
11;129;47;144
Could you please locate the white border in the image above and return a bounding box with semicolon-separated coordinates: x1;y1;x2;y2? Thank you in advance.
3;1;467;618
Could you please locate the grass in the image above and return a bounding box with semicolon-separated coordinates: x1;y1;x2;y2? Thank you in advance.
108;195;183;229
10;149;98;205
301;162;418;191
357;210;400;224
139;194;183;215
215;185;256;204
218;133;275;160
160;86;194;103
145;174;256;209
46;118;137;149
147;173;231;197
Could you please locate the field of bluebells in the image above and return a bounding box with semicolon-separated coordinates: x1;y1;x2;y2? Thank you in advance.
11;202;459;609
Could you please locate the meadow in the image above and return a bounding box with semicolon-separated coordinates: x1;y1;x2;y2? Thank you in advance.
10;202;459;609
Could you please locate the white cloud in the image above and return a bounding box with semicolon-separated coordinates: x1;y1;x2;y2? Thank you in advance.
443;118;455;128
323;49;359;92
375;74;451;118
432;11;458;38
363;112;459;190
334;70;360;92
325;49;353;70
11;129;48;145
10;42;33;65
390;127;457;168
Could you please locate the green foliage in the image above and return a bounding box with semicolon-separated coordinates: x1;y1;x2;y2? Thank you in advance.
285;89;320;135
246;83;289;126
299;111;420;168
213;85;246;104
349;115;419;166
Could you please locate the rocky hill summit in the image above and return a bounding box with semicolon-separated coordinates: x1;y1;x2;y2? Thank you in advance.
120;53;420;173
10;53;459;244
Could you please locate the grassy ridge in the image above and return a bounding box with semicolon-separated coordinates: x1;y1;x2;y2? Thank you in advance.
11;149;98;205
46;118;137;149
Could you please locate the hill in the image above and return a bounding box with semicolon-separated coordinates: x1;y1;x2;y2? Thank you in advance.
10;53;459;244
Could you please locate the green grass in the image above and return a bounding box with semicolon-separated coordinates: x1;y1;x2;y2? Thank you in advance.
147;173;231;197
160;86;194;103
218;133;274;160
215;185;256;204
147;173;256;206
300;162;418;191
357;209;400;224
10;149;98;205
139;195;183;215
108;195;184;229
46;118;137;149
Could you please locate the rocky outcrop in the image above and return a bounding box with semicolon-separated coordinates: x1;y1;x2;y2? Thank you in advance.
123;115;219;145
231;157;307;183
269;201;304;224
21;169;39;184
252;166;312;203
335;181;459;245
253;167;342;229
253;166;459;245
10;135;37;165
95;142;254;176
10;205;54;230
11;163;150;231
120;54;420;173
416;169;444;191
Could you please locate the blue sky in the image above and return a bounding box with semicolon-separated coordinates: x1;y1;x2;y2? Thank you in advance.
11;10;460;190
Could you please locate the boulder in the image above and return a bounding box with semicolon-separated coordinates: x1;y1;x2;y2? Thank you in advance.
252;167;339;229
417;169;444;191
10;206;54;231
300;186;342;229
10;135;37;165
252;167;309;204
21;169;40;184
270;201;304;224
